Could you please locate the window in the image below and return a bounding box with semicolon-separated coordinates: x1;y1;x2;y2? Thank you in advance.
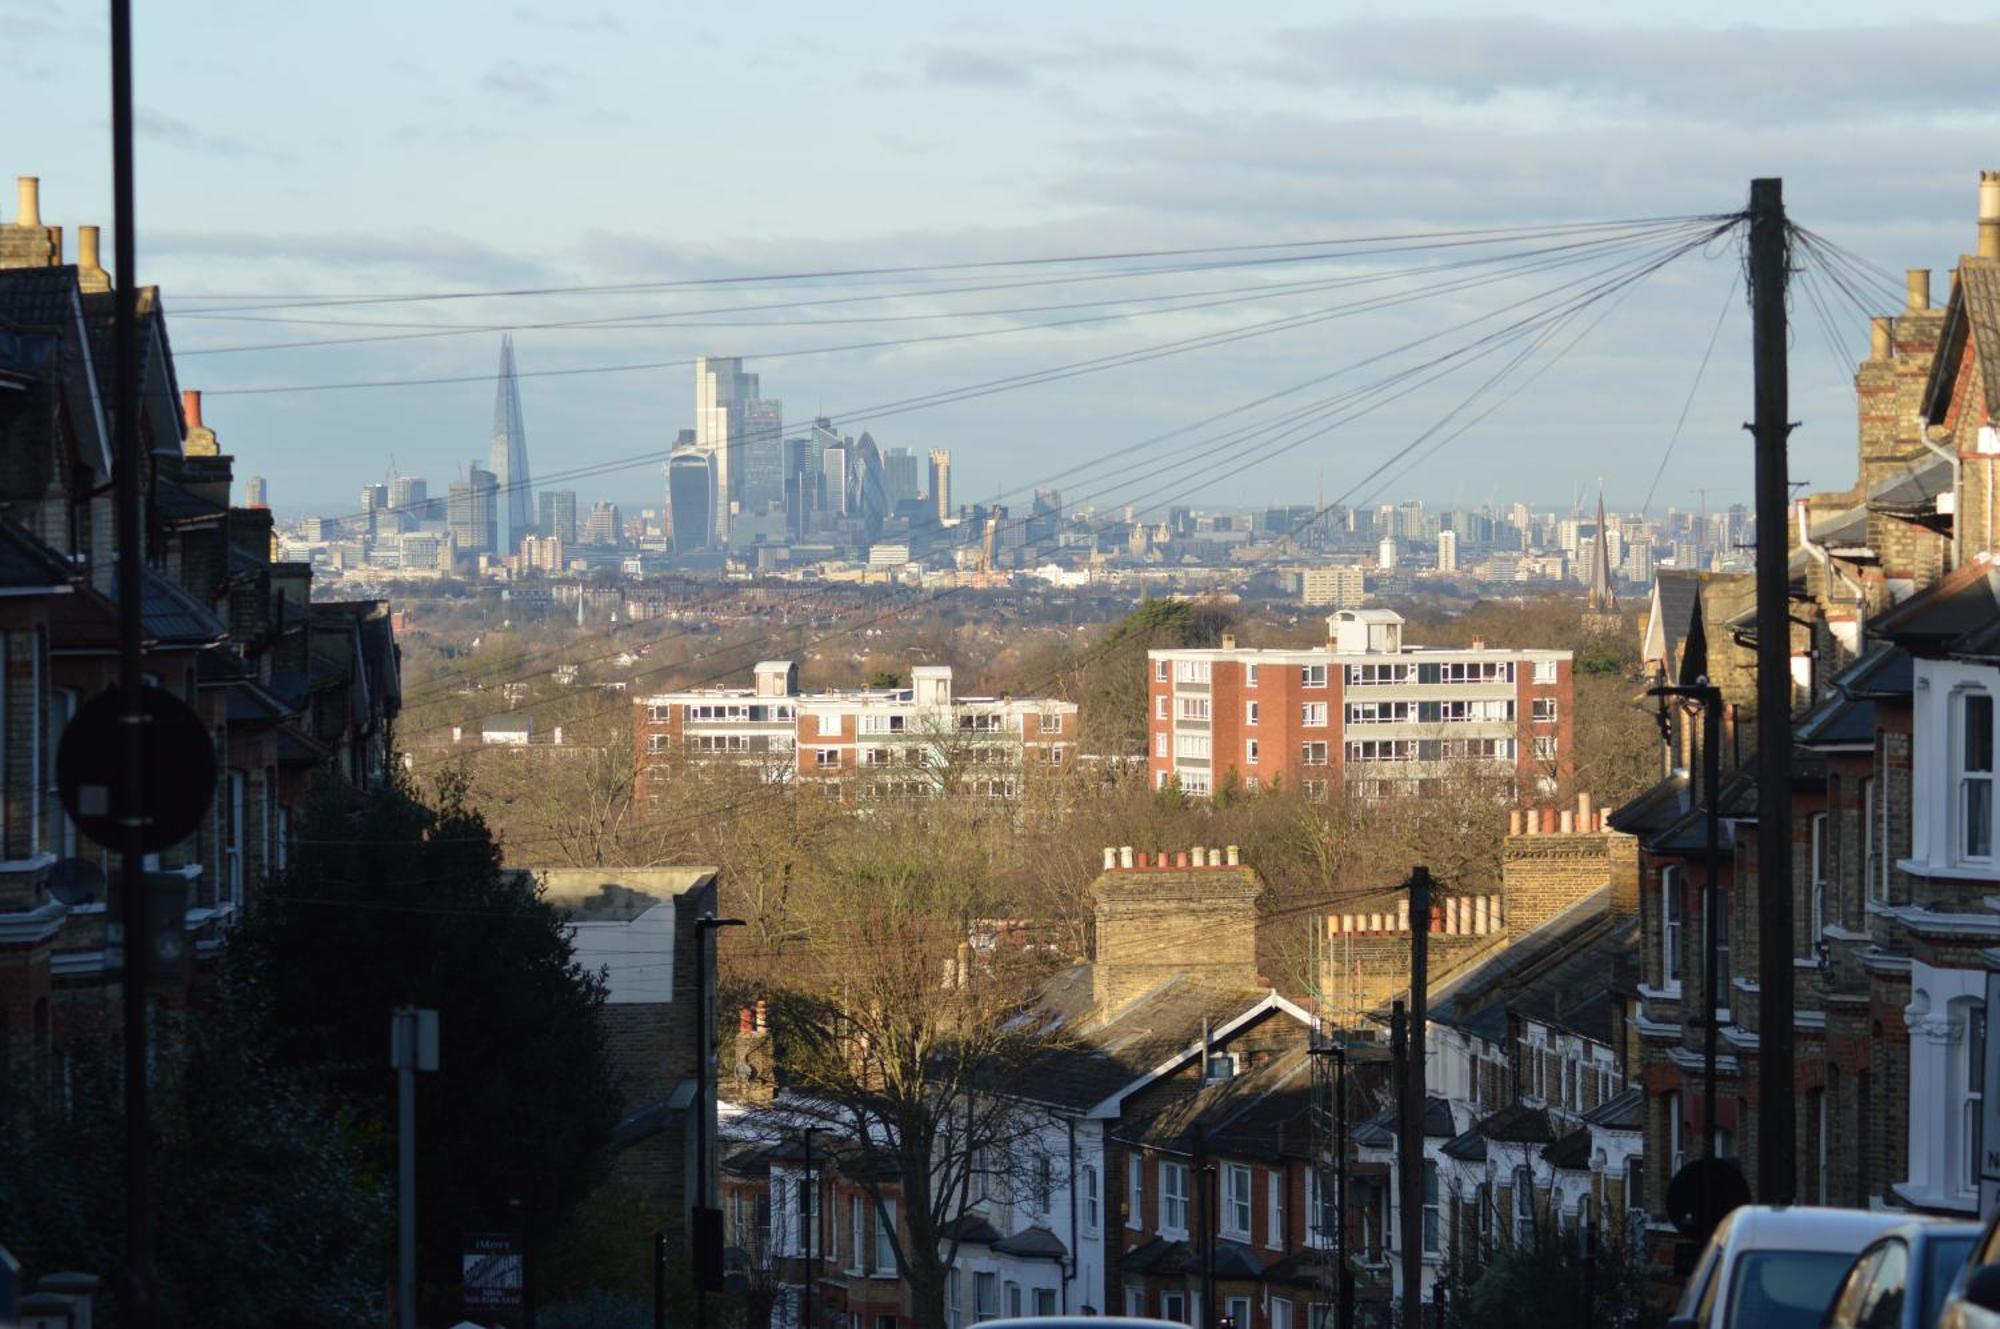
1532;698;1559;723
647;704;671;722
1863;776;1885;903
1041;712;1062;734
1346;738;1414;763
816;748;840;768
1246;739;1259;765
1423;1163;1440;1254
1246;700;1259;726
1126;1289;1146;1318
1005;1283;1021;1319
1666;1091;1686;1176
797;1175;820;1255
1533;735;1559;760
1301;664;1327;687
1175;734;1211;760
1534;658;1558;683
974;1272;996;1322
850;1195;866;1273
1301;702;1328;726
1178;696;1211;722
1810;812;1829;949
1224;1164;1253;1238
1033;1290;1056;1318
1960;691;1994;860
1156;695;1168;720
1661;866;1683;992
1162;1161;1189;1234
1301;742;1328;766
817;712;842;736
1161;1292;1188;1325
1346;700;1410;725
1128;1151;1144;1227
1082;1165;1100;1233
1965;1001;1987;1193
1303;779;1327;800
874;1196;898;1272
1346;662;1409;687
1514;1167;1535;1244
1175;659;1211;684
1245;664;1261;686
1226;1296;1251;1329
1272;1299;1293;1329
1182;772;1211;797
1712;887;1730;999
1309;1167;1336;1245
647;733;671;754
47;686;76;859
1268;1168;1284;1249
225;769;247;907
949;1270;963;1329
1155;732;1169;758
1155;660;1168;681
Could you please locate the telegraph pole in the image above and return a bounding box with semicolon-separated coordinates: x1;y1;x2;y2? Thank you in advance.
1335;1042;1354;1329
1398;869;1432;1329
1749;177;1797;1203
109;3;152;1325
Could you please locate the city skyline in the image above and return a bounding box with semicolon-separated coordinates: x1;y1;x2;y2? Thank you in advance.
20;4;2000;518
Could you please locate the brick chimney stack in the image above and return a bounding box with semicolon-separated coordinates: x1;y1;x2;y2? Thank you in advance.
1981;171;2000;260
1;175;62;269
182;390;220;458
1090;845;1263;1015
1907;269;1931;312
77;224;110;293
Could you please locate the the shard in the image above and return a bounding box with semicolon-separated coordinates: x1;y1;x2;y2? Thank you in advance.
489;335;533;552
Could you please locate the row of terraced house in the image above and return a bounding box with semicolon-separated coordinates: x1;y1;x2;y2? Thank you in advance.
0;176;399;1061
1609;173;2000;1225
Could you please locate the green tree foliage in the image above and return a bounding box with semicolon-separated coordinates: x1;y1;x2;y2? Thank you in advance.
1439;1209;1662;1329
0;972;389;1328
1078;596;1234;756
867;669;905;689
235;769;619;1324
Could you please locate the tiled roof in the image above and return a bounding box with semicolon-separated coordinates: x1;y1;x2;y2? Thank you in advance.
1351;1095;1456;1149
1543;1128;1592;1170
1428;893;1636;1046
1871;561;2000;655
1607;771;1689;838
155;481;225;526
1926;258;2000;423
993;1226;1068;1261
1834;645;1912;699
938;1214;1004;1247
112;568;227;646
1868;456;1954;513
1122;1237;1202;1276
1794;687;1875;749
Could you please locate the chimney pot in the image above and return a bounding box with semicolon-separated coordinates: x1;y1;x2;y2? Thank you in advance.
1175;850;1189;868
1982;170;2000;260
740;1007;754;1036
1137;851;1149;868
1907;269;1932;312
1869;316;1893;362
754;998;768;1032
1221;632;1237;651
14;176;40;228
1104;847;1117;870
1509;809;1523;836
1577;792;1593;823
1192;846;1207;868
1119;845;1134;869
79;224;102;271
1397;899;1410;932
1560;809;1575;834
183;390;204;430
1226;844;1240;866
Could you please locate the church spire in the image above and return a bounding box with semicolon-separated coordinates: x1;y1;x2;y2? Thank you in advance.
1587;481;1617;612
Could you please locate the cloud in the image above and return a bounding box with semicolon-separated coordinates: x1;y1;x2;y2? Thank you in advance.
480;60;561;105
136;107;279;160
920;45;1033;87
916;37;1204;88
1263;18;2000;125
145;227;564;293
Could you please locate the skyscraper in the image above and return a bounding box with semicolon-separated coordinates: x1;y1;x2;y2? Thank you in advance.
667;449;715;554
695;356;781;540
389;475;427;513
539;489;579;546
448;465;499;558
883;447;920;507
927;448;951;525
360;483;388;538
490;335;533;551
1437;528;1459;573
244;476;268;508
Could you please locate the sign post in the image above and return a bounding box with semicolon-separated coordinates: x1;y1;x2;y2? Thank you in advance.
392;1009;440;1329
462;1231;525;1320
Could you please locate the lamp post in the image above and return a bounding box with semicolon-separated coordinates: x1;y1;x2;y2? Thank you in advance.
692;913;745;1329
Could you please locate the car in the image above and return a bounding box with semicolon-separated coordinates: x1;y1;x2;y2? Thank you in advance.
1669;1205;1934;1329
976;1321;1188;1329
1821;1220;1980;1329
1939;1205;2000;1329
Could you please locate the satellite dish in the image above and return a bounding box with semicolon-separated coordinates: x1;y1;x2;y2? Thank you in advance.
46;856;106;907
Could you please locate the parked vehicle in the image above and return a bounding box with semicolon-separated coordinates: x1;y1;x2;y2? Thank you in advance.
1938;1206;2000;1329
1821;1221;1979;1329
1669;1206;1929;1329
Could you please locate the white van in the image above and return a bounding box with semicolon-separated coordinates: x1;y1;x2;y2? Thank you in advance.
1669;1206;1933;1329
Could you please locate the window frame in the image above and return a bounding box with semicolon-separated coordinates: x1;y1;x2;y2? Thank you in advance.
1128;1151;1144;1229
1809;810;1829;951
1082;1164;1099;1234
1223;1163;1253;1239
1300;702;1328;727
1161;1160;1190;1236
1956;689;1995;864
1660;865;1684;994
875;1197;898;1274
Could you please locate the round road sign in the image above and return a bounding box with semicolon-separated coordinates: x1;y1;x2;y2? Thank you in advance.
1666;1156;1752;1244
57;685;218;854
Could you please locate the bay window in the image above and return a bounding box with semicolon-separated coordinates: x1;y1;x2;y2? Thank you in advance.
1957;691;1994;862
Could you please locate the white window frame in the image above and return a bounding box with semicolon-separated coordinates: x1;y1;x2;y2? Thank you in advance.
1301;741;1328;766
1161;1160;1189;1236
1178;696;1211;722
816;711;842;737
1809;811;1829;952
1154;659;1168;681
1245;664;1260;686
849;1194;866;1275
1082;1164;1099;1234
1156;694;1168;720
1155;732;1169;758
1223;1163;1253;1239
1956;689;1995;864
1041;711;1063;734
1161;1291;1188;1326
1300;702;1328;727
1267;1167;1284;1249
1175;733;1211;760
816;748;841;769
973;1271;997;1322
1660;865;1684;995
1226;1296;1251;1329
1666;1091;1685;1177
1272;1299;1293;1329
1963;998;1988;1196
1532;697;1559;723
1534;658;1558;683
1301;664;1327;688
1246;700;1259;726
226;769;247;908
1246;739;1259;766
1422;1162;1440;1254
1128;1151;1144;1228
1174;659;1210;685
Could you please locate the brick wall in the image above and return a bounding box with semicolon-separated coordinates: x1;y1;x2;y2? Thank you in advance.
1090;855;1261;1013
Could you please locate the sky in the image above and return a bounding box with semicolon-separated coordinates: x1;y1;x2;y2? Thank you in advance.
13;0;2000;523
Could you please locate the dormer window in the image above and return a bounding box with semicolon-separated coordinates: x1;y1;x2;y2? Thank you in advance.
1205;1051;1238;1083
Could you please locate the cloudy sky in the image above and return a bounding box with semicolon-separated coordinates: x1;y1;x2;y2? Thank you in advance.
14;0;2000;522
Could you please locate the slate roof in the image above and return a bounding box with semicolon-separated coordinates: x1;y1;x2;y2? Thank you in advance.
1836;645;1913;698
1351;1095;1456;1150
1427;890;1636;1046
1924;257;2000;424
1122;1237;1202;1276
993;1226;1068;1261
1650;573;1701;675
154;481;225;526
1868;456;1954;514
1607;771;1690;839
1794;687;1875;749
1442;1103;1561;1165
1643;768;1755;855
1015;968;1286;1112
1871;561;2000;656
938;1214;1004;1247
0;519;78;591
109;568;227;646
1583;1086;1645;1131
1543;1128;1592;1170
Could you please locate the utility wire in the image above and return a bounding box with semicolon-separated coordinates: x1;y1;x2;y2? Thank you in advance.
1639;269;1739;514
